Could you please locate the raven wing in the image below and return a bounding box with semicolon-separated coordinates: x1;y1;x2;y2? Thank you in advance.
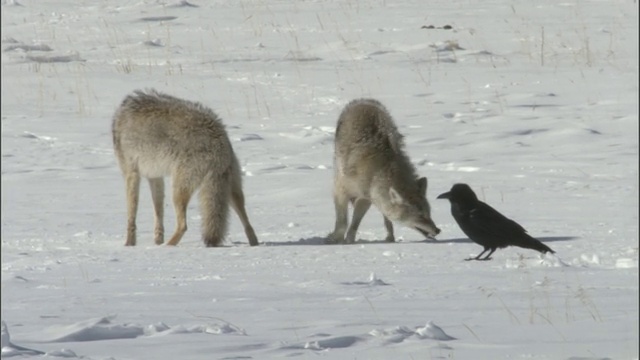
453;200;553;254
455;201;529;248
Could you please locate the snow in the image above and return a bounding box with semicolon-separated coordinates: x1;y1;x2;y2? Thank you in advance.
1;0;638;359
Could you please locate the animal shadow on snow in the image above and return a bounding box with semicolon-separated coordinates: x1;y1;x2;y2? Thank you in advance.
262;237;339;246
247;236;579;247
263;237;398;246
427;235;579;244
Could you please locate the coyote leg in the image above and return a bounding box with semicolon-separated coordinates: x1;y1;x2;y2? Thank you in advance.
166;185;192;246
328;186;349;243
383;216;395;242
230;181;258;246
345;198;371;243
124;170;141;246
148;178;165;245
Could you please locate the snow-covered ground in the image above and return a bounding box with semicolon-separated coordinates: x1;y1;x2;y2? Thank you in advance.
1;0;638;359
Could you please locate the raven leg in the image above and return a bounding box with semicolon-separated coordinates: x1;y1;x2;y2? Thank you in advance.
465;248;490;261
479;248;496;261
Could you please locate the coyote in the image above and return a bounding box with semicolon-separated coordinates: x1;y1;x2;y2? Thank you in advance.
112;89;258;247
327;98;441;244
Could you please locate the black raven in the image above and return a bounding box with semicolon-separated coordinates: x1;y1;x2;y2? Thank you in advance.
437;183;555;261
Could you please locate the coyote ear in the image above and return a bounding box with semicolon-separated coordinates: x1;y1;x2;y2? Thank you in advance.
417;177;427;196
389;187;404;205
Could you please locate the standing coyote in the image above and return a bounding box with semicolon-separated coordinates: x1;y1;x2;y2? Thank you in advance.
112;89;258;247
328;98;441;244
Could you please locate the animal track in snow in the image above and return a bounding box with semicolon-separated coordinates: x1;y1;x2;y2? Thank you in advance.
138;16;178;22
280;320;455;352
26;53;84;63
370;321;456;342
441;163;480;172
341;272;390;286
39;315;246;343
4;43;53;52
237;134;264;142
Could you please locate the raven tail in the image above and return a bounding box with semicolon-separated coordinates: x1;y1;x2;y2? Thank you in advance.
514;235;555;254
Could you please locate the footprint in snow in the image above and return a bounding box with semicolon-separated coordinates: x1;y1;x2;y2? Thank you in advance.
237;134;263;141
290;321;455;352
341;272;390;286
304;336;363;350
415;321;456;340
369;321;456;343
138;16;178;22
168;0;198;7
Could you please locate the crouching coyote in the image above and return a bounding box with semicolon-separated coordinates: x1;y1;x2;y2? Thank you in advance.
328;98;441;244
112;89;258;247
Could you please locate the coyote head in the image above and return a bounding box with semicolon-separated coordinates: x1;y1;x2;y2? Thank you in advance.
383;177;441;239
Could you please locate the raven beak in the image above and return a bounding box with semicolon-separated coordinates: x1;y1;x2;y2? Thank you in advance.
436;192;450;199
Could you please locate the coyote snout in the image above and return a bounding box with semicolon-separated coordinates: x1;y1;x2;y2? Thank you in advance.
327;98;441;244
384;177;441;238
112;89;258;247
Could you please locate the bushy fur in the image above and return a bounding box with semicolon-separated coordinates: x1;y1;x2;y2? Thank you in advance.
328;98;440;243
112;89;258;247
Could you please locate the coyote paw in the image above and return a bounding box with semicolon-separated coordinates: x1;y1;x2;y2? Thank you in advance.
325;232;344;244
